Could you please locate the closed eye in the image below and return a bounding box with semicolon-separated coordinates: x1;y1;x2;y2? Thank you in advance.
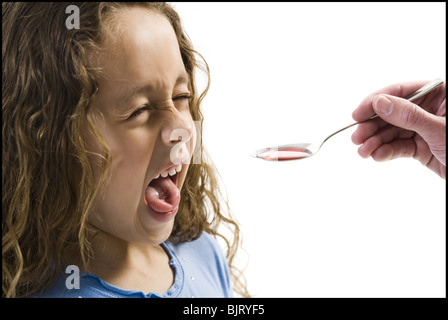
128;105;151;119
173;94;193;102
127;95;192;120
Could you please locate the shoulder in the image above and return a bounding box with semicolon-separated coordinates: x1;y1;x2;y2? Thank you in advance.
33;272;95;298
166;231;233;297
171;231;223;255
168;232;228;271
33;270;143;298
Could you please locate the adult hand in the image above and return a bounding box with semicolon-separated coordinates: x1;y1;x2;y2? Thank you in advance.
351;80;446;179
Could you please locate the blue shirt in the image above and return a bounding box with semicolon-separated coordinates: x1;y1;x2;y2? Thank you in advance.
34;232;232;298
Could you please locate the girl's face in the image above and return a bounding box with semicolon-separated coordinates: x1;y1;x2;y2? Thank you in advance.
87;8;196;246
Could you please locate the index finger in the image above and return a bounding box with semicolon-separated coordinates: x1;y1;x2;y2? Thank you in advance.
352;80;430;122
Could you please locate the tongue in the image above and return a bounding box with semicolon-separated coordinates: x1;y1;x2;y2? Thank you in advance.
145;176;180;213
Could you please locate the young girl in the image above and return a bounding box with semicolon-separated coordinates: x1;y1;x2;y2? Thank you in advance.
3;2;248;298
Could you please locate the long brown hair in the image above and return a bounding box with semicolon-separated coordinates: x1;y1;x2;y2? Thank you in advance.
2;2;248;298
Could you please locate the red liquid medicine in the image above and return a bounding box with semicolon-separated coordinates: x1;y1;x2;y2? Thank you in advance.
256;146;312;161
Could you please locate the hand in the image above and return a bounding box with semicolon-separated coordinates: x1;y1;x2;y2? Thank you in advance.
351;80;446;179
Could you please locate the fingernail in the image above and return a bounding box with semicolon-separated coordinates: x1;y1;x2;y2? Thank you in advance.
373;95;393;116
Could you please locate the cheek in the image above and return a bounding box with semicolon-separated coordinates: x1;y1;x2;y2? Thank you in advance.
88;130;156;231
89;119;157;200
106;128;157;191
86;118;155;180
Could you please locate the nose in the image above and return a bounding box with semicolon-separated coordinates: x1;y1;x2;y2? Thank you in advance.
160;113;195;165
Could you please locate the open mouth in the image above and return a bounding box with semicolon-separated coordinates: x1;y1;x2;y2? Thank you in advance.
144;164;182;215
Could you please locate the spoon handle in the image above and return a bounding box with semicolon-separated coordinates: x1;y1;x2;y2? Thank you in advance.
405;78;445;102
319;78;444;149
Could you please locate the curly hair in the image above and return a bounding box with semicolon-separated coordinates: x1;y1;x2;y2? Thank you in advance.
2;2;248;298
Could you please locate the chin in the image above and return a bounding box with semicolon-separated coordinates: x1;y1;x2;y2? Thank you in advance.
139;218;175;246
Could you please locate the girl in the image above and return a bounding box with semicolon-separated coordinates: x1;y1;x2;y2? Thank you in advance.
3;2;248;298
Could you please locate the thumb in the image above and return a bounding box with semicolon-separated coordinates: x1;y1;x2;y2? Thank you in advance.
373;94;442;137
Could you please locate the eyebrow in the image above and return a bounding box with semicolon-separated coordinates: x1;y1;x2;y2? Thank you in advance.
116;72;190;106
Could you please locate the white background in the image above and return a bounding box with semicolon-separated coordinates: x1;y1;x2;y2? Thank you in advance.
173;2;446;297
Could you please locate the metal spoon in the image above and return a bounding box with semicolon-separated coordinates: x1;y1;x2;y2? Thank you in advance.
252;78;444;161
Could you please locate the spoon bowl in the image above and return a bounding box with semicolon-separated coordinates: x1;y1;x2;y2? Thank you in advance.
252;143;316;161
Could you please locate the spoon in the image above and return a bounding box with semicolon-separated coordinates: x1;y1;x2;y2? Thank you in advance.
252;78;444;161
